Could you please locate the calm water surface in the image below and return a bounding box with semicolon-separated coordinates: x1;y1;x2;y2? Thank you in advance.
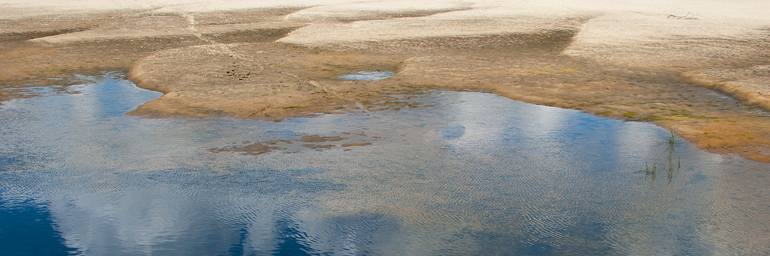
338;71;394;81
0;74;769;255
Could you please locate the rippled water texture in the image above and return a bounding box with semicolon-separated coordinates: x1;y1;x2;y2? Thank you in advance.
0;74;769;255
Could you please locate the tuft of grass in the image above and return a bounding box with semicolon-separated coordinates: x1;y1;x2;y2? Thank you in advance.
667;130;677;146
644;163;657;173
640;130;681;183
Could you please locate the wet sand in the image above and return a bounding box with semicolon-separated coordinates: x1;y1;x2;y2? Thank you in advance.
2;1;770;162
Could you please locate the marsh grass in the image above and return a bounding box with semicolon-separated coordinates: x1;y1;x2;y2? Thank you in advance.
641;129;681;183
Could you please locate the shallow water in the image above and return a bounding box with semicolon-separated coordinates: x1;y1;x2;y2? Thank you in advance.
339;71;394;81
0;73;769;255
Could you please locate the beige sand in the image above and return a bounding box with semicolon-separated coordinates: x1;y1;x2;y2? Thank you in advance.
2;0;770;163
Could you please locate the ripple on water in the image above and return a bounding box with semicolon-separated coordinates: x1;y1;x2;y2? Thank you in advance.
0;74;768;255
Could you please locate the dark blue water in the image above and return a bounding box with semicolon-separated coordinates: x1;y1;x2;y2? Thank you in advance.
0;73;768;255
0;199;79;256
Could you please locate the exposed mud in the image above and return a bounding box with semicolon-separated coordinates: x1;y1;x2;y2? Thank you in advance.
301;135;345;143
210;142;278;156
211;132;372;155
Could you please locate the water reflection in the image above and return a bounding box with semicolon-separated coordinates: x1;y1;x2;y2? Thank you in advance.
338;71;394;81
0;73;768;255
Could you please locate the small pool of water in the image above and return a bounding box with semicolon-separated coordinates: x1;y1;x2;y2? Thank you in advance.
338;70;394;81
0;73;768;255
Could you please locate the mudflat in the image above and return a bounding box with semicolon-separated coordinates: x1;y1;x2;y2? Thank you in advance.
2;0;770;162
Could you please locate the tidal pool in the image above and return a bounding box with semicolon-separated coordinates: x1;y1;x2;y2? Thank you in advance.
0;73;769;255
338;71;394;81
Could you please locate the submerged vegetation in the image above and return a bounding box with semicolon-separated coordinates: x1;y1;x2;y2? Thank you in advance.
641;130;681;183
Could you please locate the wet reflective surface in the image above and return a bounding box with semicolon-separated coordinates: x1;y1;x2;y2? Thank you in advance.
1;74;769;255
338;71;394;81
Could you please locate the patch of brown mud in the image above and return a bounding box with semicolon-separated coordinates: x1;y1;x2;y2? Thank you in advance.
364;94;431;112
210;132;372;156
301;135;345;143
210;142;279;155
342;142;371;147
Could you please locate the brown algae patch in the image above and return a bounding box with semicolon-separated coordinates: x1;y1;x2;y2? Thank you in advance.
211;132;373;155
342;142;372;147
209;141;281;155
300;135;345;143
